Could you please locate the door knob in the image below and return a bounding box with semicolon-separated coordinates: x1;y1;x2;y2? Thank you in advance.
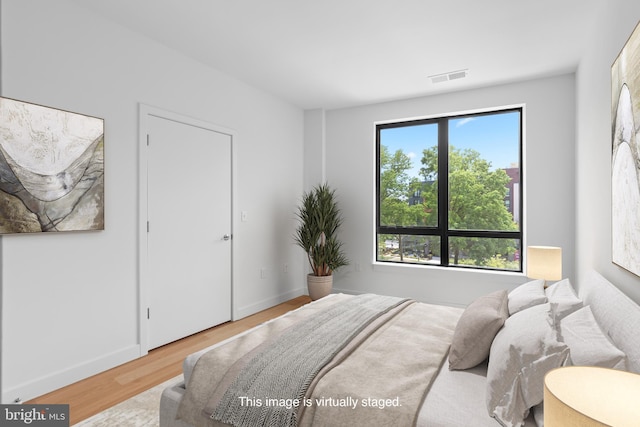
223;234;231;241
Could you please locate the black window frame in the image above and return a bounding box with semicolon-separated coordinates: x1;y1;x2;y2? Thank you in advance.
375;107;524;272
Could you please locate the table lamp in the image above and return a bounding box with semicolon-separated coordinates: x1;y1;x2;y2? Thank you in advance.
526;246;562;285
544;366;640;426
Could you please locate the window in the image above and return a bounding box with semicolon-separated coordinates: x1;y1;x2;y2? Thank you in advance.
376;108;523;272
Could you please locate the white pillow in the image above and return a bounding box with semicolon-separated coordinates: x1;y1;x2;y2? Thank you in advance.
532;403;544;427
507;279;546;315
560;306;628;370
486;303;570;427
545;278;583;321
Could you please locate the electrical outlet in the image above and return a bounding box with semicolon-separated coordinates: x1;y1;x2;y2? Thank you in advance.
241;211;248;222
283;263;289;273
261;268;268;279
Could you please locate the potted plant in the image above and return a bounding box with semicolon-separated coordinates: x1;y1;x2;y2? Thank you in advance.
294;183;349;300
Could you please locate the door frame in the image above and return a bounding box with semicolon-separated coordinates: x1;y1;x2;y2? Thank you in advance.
138;103;236;355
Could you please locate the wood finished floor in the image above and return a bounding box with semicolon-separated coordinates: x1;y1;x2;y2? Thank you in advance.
27;295;311;425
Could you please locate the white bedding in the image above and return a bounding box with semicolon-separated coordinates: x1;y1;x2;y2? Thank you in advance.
422;363;537;427
161;270;640;427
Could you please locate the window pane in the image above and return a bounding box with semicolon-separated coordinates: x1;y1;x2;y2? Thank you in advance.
449;237;521;271
379;123;438;228
448;112;520;231
378;234;441;265
375;108;523;273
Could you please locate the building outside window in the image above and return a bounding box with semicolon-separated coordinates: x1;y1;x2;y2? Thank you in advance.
376;107;523;272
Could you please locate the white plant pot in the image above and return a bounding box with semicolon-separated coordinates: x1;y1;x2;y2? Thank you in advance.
307;274;333;300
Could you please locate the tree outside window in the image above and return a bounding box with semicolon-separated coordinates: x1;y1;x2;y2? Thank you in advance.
376;108;522;272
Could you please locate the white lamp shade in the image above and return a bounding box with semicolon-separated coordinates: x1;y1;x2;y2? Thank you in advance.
526;246;562;281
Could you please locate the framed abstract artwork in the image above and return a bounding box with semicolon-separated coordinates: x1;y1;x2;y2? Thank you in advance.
612;21;640;276
0;97;104;233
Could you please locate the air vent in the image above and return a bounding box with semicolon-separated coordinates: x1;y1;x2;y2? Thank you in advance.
448;70;467;80
429;69;468;84
431;75;449;84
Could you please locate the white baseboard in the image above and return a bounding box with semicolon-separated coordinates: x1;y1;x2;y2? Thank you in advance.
2;345;141;404
234;288;305;320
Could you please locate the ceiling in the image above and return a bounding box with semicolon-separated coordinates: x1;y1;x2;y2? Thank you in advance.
73;0;602;110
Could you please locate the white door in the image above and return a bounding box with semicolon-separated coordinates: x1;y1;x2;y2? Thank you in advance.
147;114;232;349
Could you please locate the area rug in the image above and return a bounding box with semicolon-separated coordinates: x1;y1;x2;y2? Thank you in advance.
74;376;181;426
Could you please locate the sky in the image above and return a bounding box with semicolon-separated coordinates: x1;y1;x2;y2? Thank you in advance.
380;110;521;178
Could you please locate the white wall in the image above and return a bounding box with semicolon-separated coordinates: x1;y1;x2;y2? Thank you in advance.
575;0;640;303
0;0;304;403
319;75;576;307
303;109;326;190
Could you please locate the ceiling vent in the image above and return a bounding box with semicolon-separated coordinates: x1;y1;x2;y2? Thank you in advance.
429;69;468;84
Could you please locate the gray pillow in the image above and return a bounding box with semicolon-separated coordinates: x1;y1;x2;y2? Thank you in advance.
449;290;509;370
507;279;546;315
560;305;628;370
486;303;570;427
545;278;583;321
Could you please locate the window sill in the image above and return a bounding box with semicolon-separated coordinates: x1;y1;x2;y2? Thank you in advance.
372;260;526;279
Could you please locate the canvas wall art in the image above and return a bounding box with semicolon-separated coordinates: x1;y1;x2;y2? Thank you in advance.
0;97;104;233
612;21;640;276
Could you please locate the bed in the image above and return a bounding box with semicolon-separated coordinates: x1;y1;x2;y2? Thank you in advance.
159;270;640;427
